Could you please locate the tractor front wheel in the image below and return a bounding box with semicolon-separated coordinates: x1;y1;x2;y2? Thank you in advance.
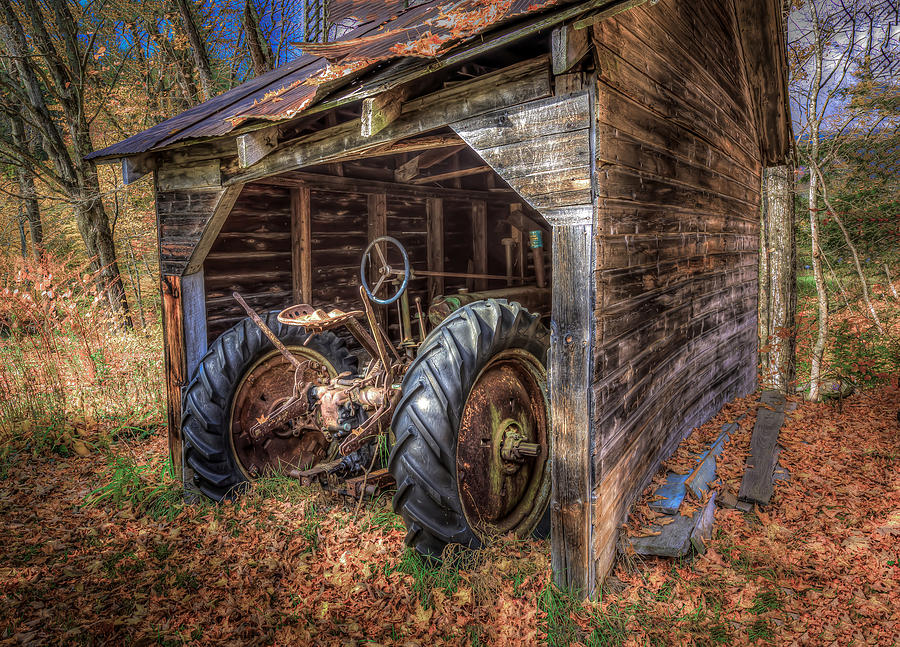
182;312;356;500
388;299;551;558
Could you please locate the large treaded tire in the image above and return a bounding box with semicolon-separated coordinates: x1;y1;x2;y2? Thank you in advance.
182;312;356;501
388;299;550;558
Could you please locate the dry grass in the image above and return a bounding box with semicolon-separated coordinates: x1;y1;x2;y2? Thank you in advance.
0;256;165;457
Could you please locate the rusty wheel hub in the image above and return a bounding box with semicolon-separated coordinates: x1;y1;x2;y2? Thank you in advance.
229;347;335;479
456;349;550;540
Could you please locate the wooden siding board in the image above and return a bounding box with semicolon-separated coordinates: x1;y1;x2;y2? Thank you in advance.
590;0;760;587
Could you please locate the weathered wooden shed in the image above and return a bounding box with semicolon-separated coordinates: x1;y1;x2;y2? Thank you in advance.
90;0;790;593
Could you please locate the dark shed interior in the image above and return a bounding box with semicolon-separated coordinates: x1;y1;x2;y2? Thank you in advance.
202;137;552;344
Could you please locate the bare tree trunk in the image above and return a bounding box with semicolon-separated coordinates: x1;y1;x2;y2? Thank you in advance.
244;0;275;75
805;4;828;402
9;114;43;261
885;264;899;301
173;0;214;101
761;165;797;393
813;164;884;334
16;205;28;260
808;161;828;401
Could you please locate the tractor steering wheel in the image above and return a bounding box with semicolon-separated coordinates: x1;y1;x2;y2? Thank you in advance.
360;236;410;305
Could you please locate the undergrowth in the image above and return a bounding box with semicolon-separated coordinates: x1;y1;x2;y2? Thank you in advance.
0;256;164;455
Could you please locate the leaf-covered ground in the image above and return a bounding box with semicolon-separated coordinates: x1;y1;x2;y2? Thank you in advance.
1;381;898;646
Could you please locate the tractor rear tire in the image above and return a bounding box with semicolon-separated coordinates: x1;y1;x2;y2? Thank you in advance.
389;299;551;559
182;312;356;501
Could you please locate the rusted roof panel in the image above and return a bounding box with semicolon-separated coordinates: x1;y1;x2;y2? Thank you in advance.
89;0;578;160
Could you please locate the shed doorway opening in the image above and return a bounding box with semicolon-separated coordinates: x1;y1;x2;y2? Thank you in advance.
203;129;553;344
186;129;557;557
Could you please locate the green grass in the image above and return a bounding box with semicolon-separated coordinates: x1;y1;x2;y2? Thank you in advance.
82;453;183;521
386;548;468;607
538;582;583;647
749;590;782;615
251;474;315;504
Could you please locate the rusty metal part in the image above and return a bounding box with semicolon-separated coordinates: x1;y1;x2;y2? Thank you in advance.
248;388;315;441
278;304;365;332
414;297;427;342
229;346;338;479
356;386;387;409
316;386;352;435
233;291;304;371
338;468;396;499
456;349;550;541
359;284;394;371
428;286;550;327
288;457;344;484
399;281;413;349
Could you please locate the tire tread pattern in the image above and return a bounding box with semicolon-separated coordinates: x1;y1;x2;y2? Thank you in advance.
389;299;549;558
182;312;356;501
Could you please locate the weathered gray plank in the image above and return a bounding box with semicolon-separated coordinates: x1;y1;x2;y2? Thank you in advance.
738;390;786;505
549;223;595;595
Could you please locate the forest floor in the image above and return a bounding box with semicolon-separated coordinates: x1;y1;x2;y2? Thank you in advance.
1;380;897;646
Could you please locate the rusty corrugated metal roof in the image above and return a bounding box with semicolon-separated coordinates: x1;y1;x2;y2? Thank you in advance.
89;0;579;160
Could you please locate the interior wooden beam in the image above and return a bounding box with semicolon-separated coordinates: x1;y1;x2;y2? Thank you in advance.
223;56;551;186
551;22;592;75
472;200;488;291
183;184;244;275
394;144;465;182
237;125;279;168
426;197;444;299
410;164;493;185
252;171;516;203
291;186;312;304
510;203;527;283
362;85;412;137
367;193;388;325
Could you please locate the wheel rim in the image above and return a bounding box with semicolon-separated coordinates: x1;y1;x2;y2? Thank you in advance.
229;346;337;479
456;349;550;541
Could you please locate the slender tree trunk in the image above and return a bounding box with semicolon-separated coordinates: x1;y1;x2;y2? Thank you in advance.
173;0;214;101
761;165;797;393
807;161;828;401
244;0;275;75
10;116;43;261
16;205;28;260
885;264;899;301
806;5;828;402
814;165;884;334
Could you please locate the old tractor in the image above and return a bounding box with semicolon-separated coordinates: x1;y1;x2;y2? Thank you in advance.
181;236;551;556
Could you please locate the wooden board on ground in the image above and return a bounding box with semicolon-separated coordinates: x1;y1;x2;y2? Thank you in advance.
738;390;786;505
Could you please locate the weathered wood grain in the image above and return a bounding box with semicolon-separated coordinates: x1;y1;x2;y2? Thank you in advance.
225;57;552;186
738;390;786;505
291;186;312;304
589;0;761;588
550;223;595;596
161;275;185;483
